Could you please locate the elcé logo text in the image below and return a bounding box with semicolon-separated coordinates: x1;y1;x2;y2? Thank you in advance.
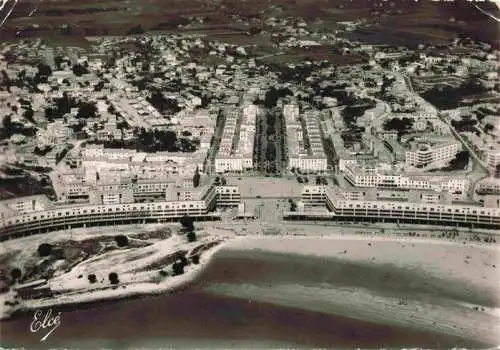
30;308;62;342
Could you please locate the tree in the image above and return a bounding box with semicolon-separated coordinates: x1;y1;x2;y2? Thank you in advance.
191;255;200;264
180;215;194;231
484;123;494;133
10;267;22;281
88;274;97;284
23;108;35;123
37;63;52;77
37;243;53;257
187;231;197;242
76;102;98;119
114;235;129;247
72;64;89;77
193;167;201;188
172;261;185;275
108;272;119;284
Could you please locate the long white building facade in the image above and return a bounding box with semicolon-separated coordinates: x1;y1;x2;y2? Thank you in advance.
293;185;500;229
214;104;257;173
0;185;242;240
343;162;469;193
284;104;328;172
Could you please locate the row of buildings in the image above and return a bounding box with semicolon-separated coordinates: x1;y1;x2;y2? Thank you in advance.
343;161;468;193
284;104;328;172
214;104;257;173
293;185;500;228
0;184;242;240
1;180;499;240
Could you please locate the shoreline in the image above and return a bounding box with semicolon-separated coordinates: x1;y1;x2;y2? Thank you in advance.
2;230;499;323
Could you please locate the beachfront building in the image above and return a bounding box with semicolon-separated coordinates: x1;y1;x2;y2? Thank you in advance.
292;186;500;229
284;104;328;173
0;184;242;241
289;185;500;229
343;162;469;193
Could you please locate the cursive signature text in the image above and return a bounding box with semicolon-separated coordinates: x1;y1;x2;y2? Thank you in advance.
30;308;62;342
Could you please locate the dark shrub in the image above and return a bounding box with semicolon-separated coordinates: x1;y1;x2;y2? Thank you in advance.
187;231;197;242
172;261;184;276
10;268;22;281
180;215;194;231
191;255;200;265
108;272;119;284
114;235;129;247
37;243;53;257
88;274;97;284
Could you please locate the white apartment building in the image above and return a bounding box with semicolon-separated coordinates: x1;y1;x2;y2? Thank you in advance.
483;147;500;171
0;185;243;239
405;142;460;168
289;185;500;229
215;104;256;173
343;162;469;193
285;105;328;172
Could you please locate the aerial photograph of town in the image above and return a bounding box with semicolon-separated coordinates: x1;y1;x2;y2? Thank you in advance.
0;0;499;348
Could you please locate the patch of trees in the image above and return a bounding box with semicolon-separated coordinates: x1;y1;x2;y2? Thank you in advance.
136;128;178;152
383;117;413;134
114;235;129;247
451;116;477;133
37;243;53;257
422;79;488;110
72;64;89;77
319;85;353;105
10;267;22;282
147;91;181;114
180;215;194;232
264;87;293;108
88;274;97;284
76;101;98;119
443;150;470;171
1;115;36;140
34;63;52;84
44;93;76;120
341;103;374;127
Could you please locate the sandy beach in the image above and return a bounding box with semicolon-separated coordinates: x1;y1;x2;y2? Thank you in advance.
207;234;500;346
